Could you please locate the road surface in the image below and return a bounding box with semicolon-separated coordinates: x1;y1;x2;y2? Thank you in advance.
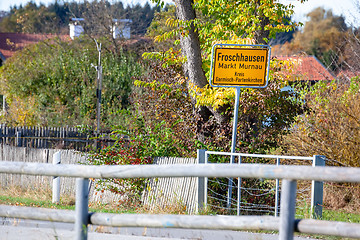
0;217;319;240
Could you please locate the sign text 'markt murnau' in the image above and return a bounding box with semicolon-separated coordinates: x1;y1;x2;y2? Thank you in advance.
211;47;269;87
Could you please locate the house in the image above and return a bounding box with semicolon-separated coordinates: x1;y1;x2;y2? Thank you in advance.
0;51;5;65
69;18;85;40
336;69;360;81
274;55;335;83
69;18;132;40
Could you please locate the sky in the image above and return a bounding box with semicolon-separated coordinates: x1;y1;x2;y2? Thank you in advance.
0;0;359;27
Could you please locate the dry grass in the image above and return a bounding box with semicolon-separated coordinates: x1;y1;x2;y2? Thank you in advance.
0;180;188;214
0;185;52;202
140;201;188;215
323;182;360;214
0;184;76;206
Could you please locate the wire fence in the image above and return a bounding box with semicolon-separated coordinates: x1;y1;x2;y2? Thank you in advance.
207;177;280;215
204;152;319;217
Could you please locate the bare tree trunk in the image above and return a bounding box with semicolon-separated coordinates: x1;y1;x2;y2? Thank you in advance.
174;0;231;142
174;0;207;90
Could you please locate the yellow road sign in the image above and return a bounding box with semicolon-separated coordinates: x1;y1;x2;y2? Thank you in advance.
210;46;270;87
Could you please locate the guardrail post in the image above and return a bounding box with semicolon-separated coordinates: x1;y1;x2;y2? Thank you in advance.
279;179;297;240
52;151;61;204
275;157;280;217
197;149;206;213
311;155;325;219
237;155;242;216
75;178;89;240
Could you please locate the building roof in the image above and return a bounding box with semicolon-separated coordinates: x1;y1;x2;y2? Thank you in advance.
337;69;360;80
0;32;70;60
274;55;335;81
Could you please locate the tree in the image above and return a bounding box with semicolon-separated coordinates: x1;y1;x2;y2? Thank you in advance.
0;37;142;128
0;2;61;33
126;2;159;36
135;0;306;153
278;7;348;71
133;54;198;155
145;4;177;51
269;16;297;45
336;28;360;76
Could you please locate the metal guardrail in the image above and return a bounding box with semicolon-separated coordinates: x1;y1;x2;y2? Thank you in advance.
0;161;360;240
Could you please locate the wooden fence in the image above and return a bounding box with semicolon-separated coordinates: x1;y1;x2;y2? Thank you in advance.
0;145;197;208
142;157;197;214
0;145;85;198
0;125;113;151
0;145;127;204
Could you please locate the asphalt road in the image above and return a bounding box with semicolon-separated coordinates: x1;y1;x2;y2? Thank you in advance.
0;217;319;240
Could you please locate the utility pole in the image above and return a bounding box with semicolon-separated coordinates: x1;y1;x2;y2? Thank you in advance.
92;40;102;149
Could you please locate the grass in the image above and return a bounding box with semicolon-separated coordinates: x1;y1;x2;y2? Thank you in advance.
322;209;360;223
295;202;360;223
0;185;138;214
0;195;75;210
291;202;360;240
293;209;360;240
0;194;140;213
298;207;360;223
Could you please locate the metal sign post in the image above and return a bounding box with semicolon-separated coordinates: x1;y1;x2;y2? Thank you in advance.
94;40;102;137
91;39;102;150
209;43;271;212
226;87;241;210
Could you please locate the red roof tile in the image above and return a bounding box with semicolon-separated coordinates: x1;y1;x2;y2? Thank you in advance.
337;69;360;80
275;55;335;81
0;32;70;59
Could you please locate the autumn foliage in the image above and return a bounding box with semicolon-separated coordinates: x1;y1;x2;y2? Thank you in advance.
283;78;360;167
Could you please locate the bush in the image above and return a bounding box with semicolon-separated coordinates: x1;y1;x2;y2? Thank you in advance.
87;112;184;202
0;37;142;128
283;78;360;167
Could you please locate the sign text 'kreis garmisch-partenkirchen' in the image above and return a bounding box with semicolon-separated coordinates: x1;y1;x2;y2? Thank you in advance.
212;48;268;87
